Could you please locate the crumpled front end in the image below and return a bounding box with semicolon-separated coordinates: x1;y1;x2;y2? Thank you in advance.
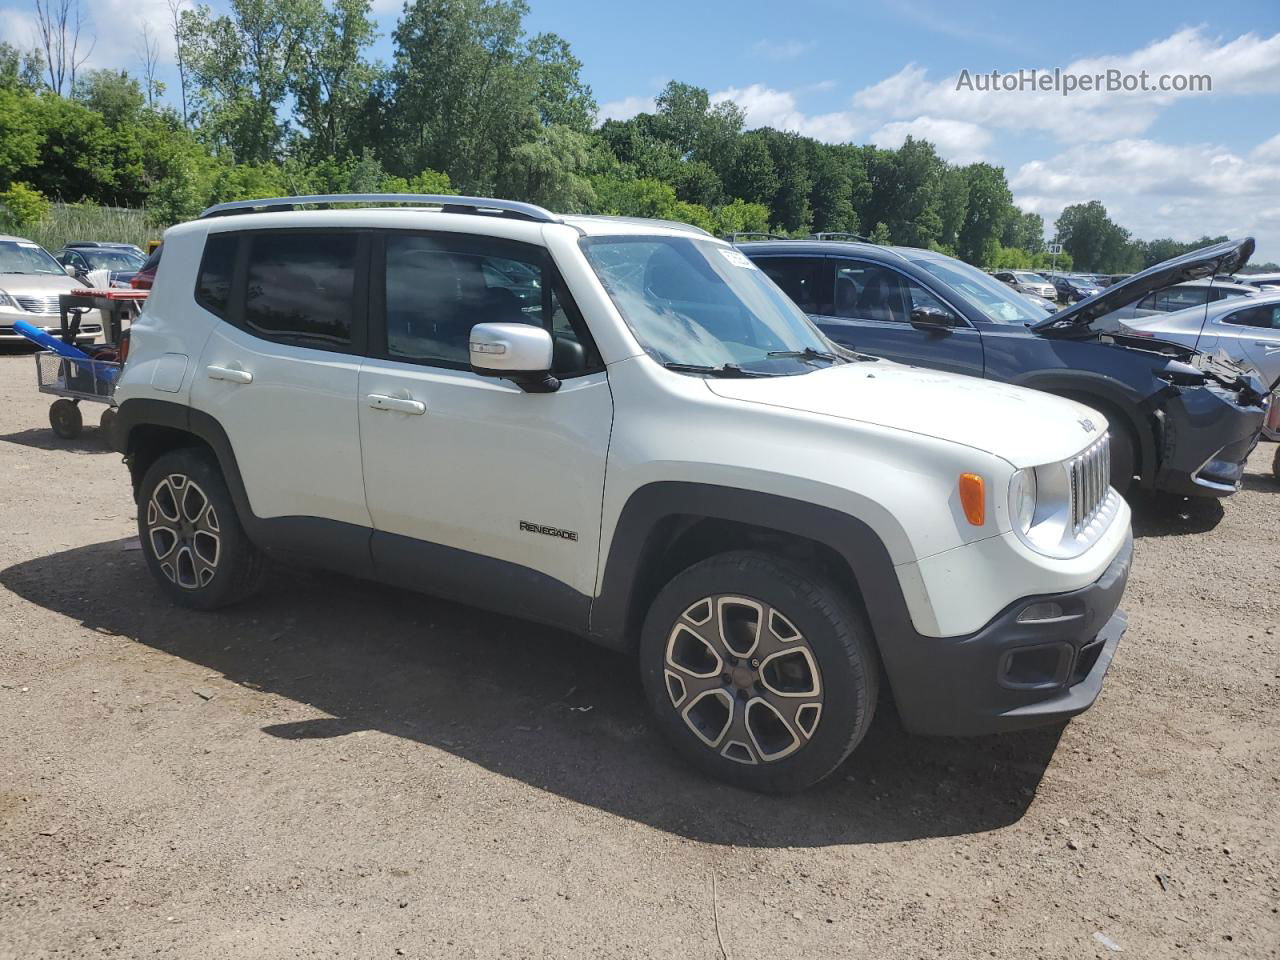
1152;378;1267;496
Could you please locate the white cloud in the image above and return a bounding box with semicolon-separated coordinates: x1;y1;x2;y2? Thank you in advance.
870;116;992;164
598;94;655;122
750;38;813;61
853;28;1280;142
0;6;38;47
1011;136;1280;260
710;84;859;142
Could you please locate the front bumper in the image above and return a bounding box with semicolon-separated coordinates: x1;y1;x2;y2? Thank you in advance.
0;316;103;341
884;532;1132;737
1151;384;1265;497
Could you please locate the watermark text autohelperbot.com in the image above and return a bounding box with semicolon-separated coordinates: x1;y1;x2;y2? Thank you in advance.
955;68;1211;96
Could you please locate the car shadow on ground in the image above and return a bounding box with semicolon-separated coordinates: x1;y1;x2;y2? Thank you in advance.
0;425;114;454
2;538;1066;848
1127;490;1225;538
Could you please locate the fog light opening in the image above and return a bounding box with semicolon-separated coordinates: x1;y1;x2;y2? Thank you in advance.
1016;601;1066;623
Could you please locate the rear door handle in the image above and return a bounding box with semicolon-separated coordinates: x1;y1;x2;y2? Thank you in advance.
206;364;253;384
367;393;426;415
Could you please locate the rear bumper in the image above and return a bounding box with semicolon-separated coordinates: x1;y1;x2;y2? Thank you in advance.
1152;385;1265;497
882;533;1131;737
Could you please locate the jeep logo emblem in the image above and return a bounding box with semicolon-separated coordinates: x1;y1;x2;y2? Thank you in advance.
1079;418;1096;433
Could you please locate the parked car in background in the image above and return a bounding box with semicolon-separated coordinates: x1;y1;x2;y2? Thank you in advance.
1025;293;1058;313
1234;272;1280;290
993;270;1057;299
1099;274;1131;288
0;234;102;344
1120;291;1280;391
1047;274;1103;302
1095;278;1259;332
57;242;147;287
130;243;162;289
740;236;1269;498
111;192;1136;792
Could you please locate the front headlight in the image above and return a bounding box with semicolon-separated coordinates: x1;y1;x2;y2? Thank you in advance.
1009;467;1037;534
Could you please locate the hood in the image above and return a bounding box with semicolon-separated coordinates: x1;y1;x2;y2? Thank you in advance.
0;272;81;294
1033;237;1254;337
705;363;1103;469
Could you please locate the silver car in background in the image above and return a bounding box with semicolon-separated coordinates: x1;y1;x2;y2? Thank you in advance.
1120;290;1280;390
0;235;103;345
1094;277;1259;332
993;270;1057;300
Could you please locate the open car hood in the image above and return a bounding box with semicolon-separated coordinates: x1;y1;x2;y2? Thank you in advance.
1032;237;1255;337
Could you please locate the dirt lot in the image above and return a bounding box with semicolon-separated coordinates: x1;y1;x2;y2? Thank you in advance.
0;350;1276;959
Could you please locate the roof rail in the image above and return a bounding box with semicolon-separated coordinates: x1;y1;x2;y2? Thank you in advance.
727;232;790;242
810;232;871;242
197;193;560;223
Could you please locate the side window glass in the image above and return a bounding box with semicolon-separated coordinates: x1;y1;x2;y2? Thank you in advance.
1137;293;1157;310
834;263;912;323
758;258;831;315
244;232;357;347
383;235;596;375
195;233;237;318
1223;305;1280;329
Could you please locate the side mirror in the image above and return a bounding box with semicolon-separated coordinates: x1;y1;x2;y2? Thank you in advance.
64;264;78;277
909;305;957;332
469;322;560;393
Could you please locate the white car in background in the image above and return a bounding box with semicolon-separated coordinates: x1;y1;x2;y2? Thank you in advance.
1095;277;1259;332
993;270;1057;300
1233;272;1280;290
1120;291;1280;391
0;234;103;344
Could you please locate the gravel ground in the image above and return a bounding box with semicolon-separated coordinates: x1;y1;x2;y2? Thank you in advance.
0;349;1277;959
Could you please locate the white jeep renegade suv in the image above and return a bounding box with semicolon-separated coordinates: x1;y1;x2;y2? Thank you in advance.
112;194;1132;792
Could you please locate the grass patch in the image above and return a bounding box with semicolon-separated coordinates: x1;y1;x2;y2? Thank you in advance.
4;204;158;252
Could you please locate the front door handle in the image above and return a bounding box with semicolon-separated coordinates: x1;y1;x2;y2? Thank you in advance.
367;393;426;415
206;364;253;384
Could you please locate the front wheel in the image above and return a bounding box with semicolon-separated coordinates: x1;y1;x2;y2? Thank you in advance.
49;399;82;439
639;551;878;793
137;448;266;609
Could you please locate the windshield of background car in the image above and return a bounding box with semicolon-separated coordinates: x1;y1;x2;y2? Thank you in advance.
913;257;1045;325
82;249;145;270
0;240;65;275
580;235;838;374
1015;272;1048;283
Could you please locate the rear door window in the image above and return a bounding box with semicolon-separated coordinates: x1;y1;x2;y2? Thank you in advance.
1222;304;1280;329
243;232;360;350
755;257;832;315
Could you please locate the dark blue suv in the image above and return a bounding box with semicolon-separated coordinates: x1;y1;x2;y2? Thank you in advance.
739;238;1268;498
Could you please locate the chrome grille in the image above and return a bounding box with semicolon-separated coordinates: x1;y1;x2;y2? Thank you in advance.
1069;434;1111;535
15;295;62;315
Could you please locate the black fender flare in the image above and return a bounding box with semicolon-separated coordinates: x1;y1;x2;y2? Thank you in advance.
589;482;918;658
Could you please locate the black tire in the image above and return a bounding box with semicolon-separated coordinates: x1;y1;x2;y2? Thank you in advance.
1108;420;1137;496
137;447;266;610
98;407;118;449
1272;443;1279;480
639;550;879;793
49;399;82;439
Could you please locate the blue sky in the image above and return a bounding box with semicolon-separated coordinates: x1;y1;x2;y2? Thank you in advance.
3;0;1279;258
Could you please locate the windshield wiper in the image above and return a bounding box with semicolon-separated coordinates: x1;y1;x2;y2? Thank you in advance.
661;361;777;378
766;347;845;364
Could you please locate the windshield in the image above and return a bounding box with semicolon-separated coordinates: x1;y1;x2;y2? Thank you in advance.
581;235;841;375
1015;272;1048;283
79;248;144;270
0;240;65;276
914;257;1046;326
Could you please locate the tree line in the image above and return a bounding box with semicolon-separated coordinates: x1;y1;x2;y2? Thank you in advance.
1;0;1270;274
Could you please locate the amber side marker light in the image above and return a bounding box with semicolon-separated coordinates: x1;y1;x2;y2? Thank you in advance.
958;473;985;526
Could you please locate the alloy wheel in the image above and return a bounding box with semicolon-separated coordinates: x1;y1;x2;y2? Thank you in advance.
663;595;823;765
146;473;221;590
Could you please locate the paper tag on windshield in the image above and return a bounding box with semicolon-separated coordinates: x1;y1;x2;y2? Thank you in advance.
717;248;756;269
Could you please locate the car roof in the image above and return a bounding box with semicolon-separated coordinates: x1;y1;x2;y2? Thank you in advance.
1127;289;1280;327
0;234;37;243
733;239;920;264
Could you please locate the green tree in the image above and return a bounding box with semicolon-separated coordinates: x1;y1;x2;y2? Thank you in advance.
497;123;598;211
73;69;145;126
526;32;595;132
290;0;380;160
389;0;536;191
956;162;1012;265
0;182;51;226
0;89;43;187
0;42;46;91
1056;200;1135;272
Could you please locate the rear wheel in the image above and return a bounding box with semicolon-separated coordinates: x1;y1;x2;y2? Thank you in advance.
137;448;265;609
98;407;118;448
639;550;878;793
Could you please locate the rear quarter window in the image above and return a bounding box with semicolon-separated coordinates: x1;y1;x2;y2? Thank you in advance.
195;234;237;317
